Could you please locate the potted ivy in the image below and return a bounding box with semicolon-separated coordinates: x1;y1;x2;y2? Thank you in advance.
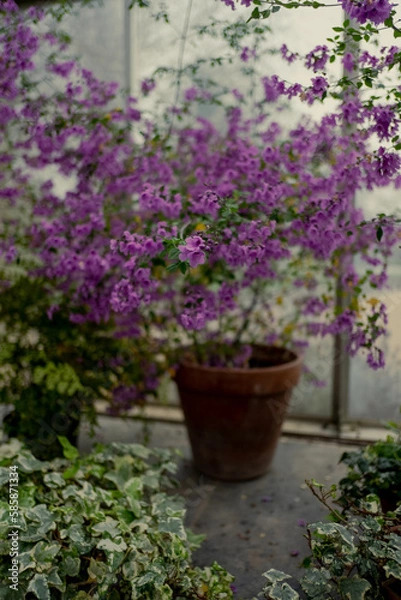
2;1;401;477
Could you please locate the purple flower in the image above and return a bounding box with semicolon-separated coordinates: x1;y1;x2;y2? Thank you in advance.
297;519;307;527
375;147;401;179
305;45;329;72
372;106;398;141
178;236;206;268
48;61;75;77
141;78;156;95
338;0;392;24
262;76;285;103
181;311;206;331
311;76;328;97
367;347;385;369
343;52;356;73
110;279;139;313
281;44;297;64
240;46;255;62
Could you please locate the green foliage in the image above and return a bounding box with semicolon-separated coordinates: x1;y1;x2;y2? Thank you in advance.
0;276;163;460
338;423;401;513
258;429;401;600
0;438;234;599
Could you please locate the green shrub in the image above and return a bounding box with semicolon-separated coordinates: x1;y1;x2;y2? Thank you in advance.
338;424;401;513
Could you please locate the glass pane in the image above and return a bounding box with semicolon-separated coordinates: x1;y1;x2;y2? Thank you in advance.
52;0;127;86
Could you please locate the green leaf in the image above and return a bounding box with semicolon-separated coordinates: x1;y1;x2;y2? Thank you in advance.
97;537;127;553
262;569;293;583
58;436;79;460
268;583;300;600
158;517;187;540
384;560;401;580
301;568;332;596
124;476;143;498
18;551;36;573
43;472;66;488
92;519;121;538
338;576;371;599
62;463;80;480
59;555;80;577
247;6;260;22
134;564;167;587
27;573;51;600
16;452;45;473
47;568;66;592
376;226;384;242
88;557;110;583
31;541;60;563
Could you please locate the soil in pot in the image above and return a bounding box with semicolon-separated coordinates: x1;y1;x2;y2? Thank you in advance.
175;344;303;481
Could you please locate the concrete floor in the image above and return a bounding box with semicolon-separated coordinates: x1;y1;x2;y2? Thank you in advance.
79;417;355;599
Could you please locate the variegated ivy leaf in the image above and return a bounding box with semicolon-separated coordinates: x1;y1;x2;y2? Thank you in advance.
47;567;66;592
0;467;10;486
262;568;293;583
17;551;35;573
338;576;371;599
158;516;187;540
16;452;47;473
59;555;80;577
384;560;401;580
300;567;332;596
134;563;167;587
30;540;60;563
27;573;51;600
104;461;133;492
97;536;127;553
268;582;300;600
88;557;110;583
0;438;23;459
91;518;121;538
122;557;139;580
124;476;144;498
309;522;355;547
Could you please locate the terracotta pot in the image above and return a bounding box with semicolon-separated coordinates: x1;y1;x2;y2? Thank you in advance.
380;493;400;514
175;345;303;481
382;579;401;600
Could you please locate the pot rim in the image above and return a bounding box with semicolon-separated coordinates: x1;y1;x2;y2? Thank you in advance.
177;344;304;375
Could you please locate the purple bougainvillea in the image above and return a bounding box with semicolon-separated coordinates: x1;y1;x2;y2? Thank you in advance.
1;0;401;415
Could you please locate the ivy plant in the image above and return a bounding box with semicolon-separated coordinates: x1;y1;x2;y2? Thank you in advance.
257;484;401;600
0;438;234;599
338;423;401;513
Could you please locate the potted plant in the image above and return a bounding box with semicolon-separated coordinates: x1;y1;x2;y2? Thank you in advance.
0;437;235;598
105;2;401;479
2;1;401;477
